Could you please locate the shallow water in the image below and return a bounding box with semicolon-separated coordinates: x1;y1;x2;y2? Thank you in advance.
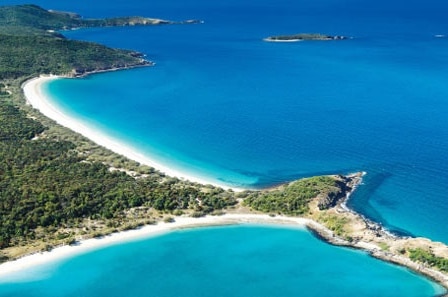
2;0;448;294
0;226;444;297
35;0;448;243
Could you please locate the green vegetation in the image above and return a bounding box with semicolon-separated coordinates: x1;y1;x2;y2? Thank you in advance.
0;83;7;96
0;4;82;35
264;33;347;42
0;4;166;80
163;217;175;223
0;4;169;36
317;214;349;237
0;103;45;140
378;242;390;251
243;176;340;215
0;34;148;79
409;248;448;272
0;4;352;259
0;101;236;249
0;4;235;253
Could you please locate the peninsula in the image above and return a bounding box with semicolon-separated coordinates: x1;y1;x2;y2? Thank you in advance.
0;4;202;33
264;33;349;42
0;4;447;294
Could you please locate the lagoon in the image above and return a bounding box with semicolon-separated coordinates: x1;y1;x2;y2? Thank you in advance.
0;225;444;297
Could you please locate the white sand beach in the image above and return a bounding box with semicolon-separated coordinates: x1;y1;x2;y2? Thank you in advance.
22;76;243;191
0;214;312;278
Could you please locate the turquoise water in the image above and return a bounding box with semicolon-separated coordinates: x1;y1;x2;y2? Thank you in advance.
0;226;444;297
36;0;448;244
2;0;448;295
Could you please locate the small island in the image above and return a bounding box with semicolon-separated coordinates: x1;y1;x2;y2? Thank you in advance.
264;33;349;42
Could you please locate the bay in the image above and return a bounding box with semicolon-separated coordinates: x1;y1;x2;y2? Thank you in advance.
0;226;443;297
38;0;448;243
1;0;448;295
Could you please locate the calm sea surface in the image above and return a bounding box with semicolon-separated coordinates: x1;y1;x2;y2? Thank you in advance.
2;0;448;295
0;226;444;297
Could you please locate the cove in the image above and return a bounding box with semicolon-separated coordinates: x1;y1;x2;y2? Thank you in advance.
0;225;444;297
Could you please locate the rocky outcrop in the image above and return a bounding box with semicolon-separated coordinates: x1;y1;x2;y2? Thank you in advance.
307;172;448;292
317;189;343;210
316;173;362;210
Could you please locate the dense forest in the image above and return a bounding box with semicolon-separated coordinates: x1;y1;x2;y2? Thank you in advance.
0;4;171;35
0;34;150;79
0;102;236;250
0;4;171;79
0;4;350;261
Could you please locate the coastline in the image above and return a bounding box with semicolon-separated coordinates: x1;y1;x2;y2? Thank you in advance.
1;210;446;294
18;77;448;293
22;75;243;192
0;214;311;279
0;169;446;292
305;173;448;292
3;3;445;295
308;217;448;292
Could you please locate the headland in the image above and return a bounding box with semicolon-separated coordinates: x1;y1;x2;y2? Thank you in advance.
0;171;447;292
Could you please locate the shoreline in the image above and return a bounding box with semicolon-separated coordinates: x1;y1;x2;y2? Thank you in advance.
18;77;448;293
309;173;448;292
0;214;312;278
1;211;446;294
0;170;446;292
22;75;243;192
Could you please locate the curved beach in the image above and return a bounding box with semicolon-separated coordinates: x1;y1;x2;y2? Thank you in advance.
0;214;312;278
1;211;447;295
23;76;243;191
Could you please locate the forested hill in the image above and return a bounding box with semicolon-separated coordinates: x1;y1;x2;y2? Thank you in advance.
0;4;201;79
0;4;173;35
0;34;149;79
0;4;206;79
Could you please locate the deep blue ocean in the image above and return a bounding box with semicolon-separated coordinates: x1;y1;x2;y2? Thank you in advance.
2;0;448;295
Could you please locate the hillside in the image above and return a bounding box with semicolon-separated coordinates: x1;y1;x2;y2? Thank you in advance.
0;4;198;79
0;4;171;35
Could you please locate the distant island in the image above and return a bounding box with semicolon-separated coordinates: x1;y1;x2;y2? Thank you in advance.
264;33;349;42
0;4;447;293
